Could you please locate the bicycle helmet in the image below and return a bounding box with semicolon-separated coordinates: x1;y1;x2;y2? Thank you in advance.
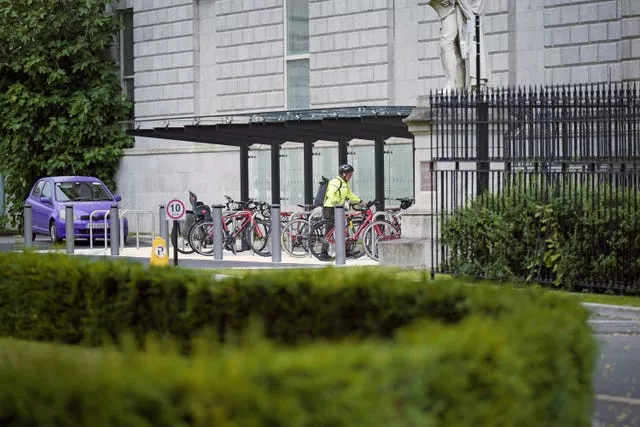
338;164;354;174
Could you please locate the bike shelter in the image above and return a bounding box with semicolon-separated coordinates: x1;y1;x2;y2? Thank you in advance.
126;106;414;211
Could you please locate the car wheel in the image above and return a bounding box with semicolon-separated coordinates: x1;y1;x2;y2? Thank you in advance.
31;233;37;242
49;221;62;243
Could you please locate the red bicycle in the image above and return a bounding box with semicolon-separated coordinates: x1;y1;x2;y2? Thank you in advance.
308;200;390;261
188;197;270;256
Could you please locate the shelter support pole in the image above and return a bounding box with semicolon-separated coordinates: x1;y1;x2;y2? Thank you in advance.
338;140;349;166
270;141;281;205
240;143;249;202
375;137;385;210
303;141;314;205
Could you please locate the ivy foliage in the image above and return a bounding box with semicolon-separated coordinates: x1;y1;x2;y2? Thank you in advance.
0;0;132;226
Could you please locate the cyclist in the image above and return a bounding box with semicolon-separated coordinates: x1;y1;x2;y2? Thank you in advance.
318;164;363;260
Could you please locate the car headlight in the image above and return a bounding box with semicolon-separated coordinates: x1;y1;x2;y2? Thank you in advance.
59;209;79;220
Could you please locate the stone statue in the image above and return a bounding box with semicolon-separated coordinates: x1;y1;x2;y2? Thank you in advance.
428;0;489;90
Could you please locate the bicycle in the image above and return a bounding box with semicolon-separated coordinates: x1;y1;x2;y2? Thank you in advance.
188;197;270;256
361;197;413;261
236;202;310;257
281;204;323;258
171;190;212;254
308;200;379;261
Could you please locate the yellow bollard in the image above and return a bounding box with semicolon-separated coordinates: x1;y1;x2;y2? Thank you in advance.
150;236;169;266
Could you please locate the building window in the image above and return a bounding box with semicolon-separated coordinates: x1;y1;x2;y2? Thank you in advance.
287;0;309;55
285;0;309;109
115;9;134;119
287;59;310;110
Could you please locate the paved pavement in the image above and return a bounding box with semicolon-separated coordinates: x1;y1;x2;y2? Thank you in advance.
587;303;640;426
0;235;379;268
1;234;639;425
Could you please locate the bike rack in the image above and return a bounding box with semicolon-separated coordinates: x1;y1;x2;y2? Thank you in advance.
119;210;155;249
88;210;111;250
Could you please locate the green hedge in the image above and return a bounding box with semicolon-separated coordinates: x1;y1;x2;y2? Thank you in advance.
441;173;640;290
0;252;585;347
0;251;596;426
0;302;595;427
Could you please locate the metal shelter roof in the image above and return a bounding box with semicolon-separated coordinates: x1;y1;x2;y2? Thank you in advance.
125;106;415;209
126;106;415;144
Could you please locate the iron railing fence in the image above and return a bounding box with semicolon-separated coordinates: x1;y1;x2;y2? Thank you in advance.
428;83;640;292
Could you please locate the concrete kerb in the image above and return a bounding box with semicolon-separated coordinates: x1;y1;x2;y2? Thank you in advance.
584;303;640;334
0;235;379;267
583;303;640;320
55;245;380;267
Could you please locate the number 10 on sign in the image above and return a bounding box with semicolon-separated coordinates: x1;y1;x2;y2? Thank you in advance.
166;199;186;221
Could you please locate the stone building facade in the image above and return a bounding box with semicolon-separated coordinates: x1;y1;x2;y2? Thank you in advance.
111;0;639;221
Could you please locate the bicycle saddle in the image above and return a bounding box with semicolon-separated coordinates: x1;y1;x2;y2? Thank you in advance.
297;204;317;210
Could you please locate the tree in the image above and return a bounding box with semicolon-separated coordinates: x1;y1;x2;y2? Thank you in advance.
0;0;132;226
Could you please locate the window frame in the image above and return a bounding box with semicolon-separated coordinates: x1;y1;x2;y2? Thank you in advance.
284;0;310;110
31;180;45;198
41;181;52;199
116;8;134;120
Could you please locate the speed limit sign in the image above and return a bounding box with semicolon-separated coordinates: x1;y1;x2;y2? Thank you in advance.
165;199;186;221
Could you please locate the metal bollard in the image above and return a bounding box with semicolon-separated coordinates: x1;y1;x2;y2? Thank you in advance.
159;204;168;244
23;204;33;247
65;205;74;254
212;204;224;260
271;204;281;263
110;205;120;256
334;205;346;266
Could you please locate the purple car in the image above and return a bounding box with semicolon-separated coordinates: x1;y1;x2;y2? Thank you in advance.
26;176;128;243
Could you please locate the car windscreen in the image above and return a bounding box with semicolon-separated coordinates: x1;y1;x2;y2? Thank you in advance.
55;181;113;202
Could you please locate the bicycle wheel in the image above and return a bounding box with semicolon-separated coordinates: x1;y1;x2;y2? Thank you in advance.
171;220;195;254
309;219;336;261
346;216;366;259
188;221;215;256
247;218;271;257
362;220;400;261
281;219;310;257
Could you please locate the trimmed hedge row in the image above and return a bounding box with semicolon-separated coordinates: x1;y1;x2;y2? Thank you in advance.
1;252;585;347
0;303;594;427
0;252;596;425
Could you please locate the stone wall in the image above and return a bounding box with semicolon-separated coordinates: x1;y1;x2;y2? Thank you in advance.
621;0;640;81
215;0;285;112
310;0;392;106
133;0;196;119
543;0;625;83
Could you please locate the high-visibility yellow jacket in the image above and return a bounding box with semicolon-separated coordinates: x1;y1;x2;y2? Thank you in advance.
323;175;361;207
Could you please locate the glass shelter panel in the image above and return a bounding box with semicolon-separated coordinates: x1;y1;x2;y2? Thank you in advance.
348;145;375;202
248;142;413;208
280;147;305;204
385;143;414;206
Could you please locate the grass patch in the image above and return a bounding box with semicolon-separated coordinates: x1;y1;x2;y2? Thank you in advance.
567;292;640;308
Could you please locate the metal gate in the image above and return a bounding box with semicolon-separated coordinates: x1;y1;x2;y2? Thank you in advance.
429;84;640;292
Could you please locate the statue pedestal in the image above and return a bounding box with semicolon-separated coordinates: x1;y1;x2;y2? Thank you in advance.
379;96;439;270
